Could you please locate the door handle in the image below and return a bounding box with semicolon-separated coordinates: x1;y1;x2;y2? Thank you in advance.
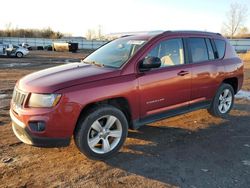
177;70;189;76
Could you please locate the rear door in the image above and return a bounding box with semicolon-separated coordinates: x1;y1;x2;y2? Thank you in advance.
186;37;225;104
138;38;192;118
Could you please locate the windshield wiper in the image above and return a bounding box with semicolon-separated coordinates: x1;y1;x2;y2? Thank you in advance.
81;60;116;68
81;60;104;67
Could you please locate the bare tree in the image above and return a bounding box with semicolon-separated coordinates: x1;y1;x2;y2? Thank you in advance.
238;27;249;35
97;25;103;40
223;3;248;38
0;27;64;38
5;22;12;37
86;26;103;40
86;29;96;40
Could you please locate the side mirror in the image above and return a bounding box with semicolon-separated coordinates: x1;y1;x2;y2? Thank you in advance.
139;56;161;71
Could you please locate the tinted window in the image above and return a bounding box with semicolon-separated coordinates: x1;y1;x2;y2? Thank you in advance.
146;38;184;67
205;39;215;60
214;39;226;59
188;38;209;63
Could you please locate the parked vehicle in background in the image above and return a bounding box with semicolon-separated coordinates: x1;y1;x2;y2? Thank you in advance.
9;31;243;159
0;44;7;56
44;45;53;51
0;44;29;58
19;43;32;50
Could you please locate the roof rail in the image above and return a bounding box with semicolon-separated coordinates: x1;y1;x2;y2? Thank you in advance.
120;35;134;38
162;30;222;36
147;30;165;34
162;30;172;34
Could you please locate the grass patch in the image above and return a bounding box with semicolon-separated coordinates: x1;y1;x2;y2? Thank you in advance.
239;51;250;62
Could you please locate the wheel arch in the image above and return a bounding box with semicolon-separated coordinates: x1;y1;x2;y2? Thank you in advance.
222;77;238;94
74;97;133;134
16;51;23;57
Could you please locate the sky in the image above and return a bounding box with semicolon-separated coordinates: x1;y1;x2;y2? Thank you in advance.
0;0;249;36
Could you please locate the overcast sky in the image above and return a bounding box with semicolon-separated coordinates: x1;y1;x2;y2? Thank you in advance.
0;0;249;36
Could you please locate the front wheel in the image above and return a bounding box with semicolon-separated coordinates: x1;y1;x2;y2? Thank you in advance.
208;83;234;117
74;105;128;159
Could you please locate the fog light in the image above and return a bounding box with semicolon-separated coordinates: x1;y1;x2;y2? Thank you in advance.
29;121;46;132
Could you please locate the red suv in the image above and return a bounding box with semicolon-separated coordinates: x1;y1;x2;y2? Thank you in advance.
10;31;243;159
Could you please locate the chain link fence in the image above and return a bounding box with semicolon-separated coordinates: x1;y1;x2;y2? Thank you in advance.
229;39;250;53
1;37;250;52
0;37;108;50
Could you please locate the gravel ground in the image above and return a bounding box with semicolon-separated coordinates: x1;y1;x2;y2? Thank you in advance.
0;51;250;188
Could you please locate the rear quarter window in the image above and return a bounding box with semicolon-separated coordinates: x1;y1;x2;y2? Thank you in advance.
214;39;226;59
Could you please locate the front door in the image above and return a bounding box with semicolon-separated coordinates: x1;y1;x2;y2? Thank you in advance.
138;38;192;118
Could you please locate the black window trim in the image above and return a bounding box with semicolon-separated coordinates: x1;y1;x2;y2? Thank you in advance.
183;38;190;65
205;38;215;60
210;39;219;59
183;38;192;64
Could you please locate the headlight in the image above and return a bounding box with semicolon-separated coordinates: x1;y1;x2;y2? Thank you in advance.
28;93;61;108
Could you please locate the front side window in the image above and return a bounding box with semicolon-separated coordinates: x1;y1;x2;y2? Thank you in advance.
146;38;184;67
84;38;147;68
188;38;209;63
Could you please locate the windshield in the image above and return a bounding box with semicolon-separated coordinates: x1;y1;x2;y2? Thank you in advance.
83;38;147;68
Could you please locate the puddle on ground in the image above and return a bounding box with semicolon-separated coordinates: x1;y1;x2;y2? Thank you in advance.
235;90;250;101
0;94;8;99
242;160;250;166
52;60;81;64
0;63;31;68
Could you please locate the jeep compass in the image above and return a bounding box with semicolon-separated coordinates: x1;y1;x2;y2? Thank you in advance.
10;31;243;159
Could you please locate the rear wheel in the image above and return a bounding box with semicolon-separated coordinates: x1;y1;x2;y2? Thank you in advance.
16;52;23;58
208;83;234;117
74;105;128;159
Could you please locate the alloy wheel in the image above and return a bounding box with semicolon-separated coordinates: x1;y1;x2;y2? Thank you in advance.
218;88;233;113
87;115;122;154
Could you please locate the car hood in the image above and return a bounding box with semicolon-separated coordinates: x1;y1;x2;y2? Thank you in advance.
17;63;119;93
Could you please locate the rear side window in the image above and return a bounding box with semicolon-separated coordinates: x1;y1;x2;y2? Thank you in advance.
187;38;209;63
214;39;226;59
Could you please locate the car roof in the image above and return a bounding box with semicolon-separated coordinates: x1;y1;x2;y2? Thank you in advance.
122;30;223;41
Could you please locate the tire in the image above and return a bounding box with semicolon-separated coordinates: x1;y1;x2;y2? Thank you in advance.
74;105;128;160
208;83;234;117
16;52;23;58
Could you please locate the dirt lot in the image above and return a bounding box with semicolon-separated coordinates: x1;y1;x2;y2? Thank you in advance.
0;51;250;188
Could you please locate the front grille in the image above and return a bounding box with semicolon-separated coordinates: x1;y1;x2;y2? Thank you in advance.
12;88;27;107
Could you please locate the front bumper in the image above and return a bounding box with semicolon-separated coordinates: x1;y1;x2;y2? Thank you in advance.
10;110;70;147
